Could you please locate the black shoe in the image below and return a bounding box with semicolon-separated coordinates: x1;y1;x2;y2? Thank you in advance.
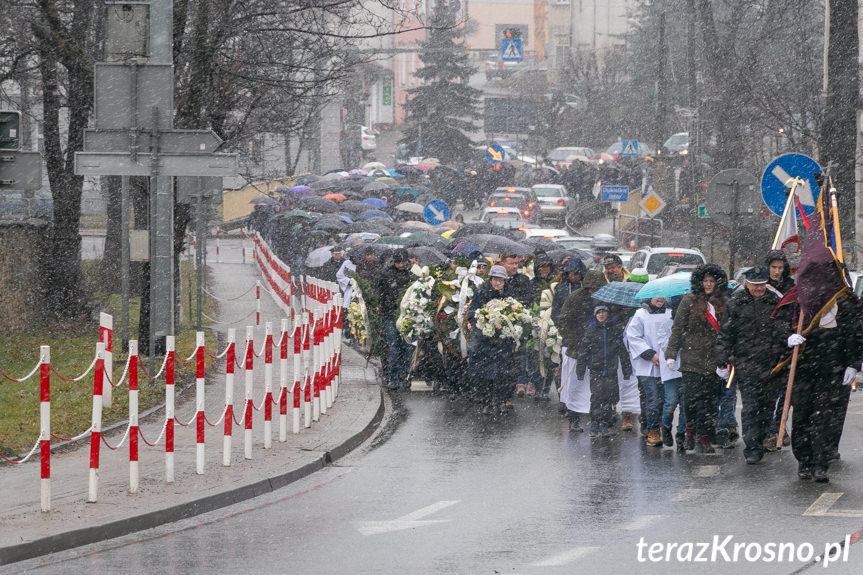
698;434;715;454
744;452;763;464
797;465;813;480
661;425;674;447
715;429;732;449
827;450;841;463
675;432;686;454
727;424;739;442
812;467;829;483
569;415;583;433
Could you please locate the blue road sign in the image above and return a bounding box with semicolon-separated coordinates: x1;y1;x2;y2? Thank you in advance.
424;199;450;226
485;144;505;165
760;153;822;217
501;38;522;62
621;140;639;156
601;185;629;202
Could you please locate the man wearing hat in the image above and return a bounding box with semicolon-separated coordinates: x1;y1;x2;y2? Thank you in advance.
318;243;345;282
601;253;630;283
715;265;787;462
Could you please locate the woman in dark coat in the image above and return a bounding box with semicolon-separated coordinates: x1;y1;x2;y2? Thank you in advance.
665;263;729;453
467;266;515;415
551;257;586;326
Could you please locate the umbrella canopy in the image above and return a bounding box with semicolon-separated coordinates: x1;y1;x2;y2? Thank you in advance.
522;237;559;252
343;221;394;234
592;281;645;308
395;186;418;199
305;246;334;267
405;231;447;248
249;196;277;205
295;174;319;185
313;218;346;232
455;234;533;257
531;165;560;175
394;164;423;176
344;232;381;245
394;201;424;214
286;185;312;194
410;184;434;196
297;196;339;212
349;168;368;175
362;181;391;193
356;209;393;222
408;246;448;265
415;163;438;172
363;161;387;171
374;176;398;186
401;220;435;231
450;223;510;239
634;272;732;300
362;197;389;208
319;171;345;181
545;248;593;265
341;200;369;213
322;192;347;202
385;169;405;179
367;168;389;178
309;179;338;191
282;209;312;220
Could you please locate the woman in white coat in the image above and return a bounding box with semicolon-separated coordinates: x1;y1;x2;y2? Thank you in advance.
624;297;682;446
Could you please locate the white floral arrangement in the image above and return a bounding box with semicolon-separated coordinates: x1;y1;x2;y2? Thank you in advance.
474;297;534;351
347;301;368;347
397;275;437;344
539;323;563;366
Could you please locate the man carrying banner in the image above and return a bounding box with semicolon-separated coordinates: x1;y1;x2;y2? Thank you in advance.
773;175;863;483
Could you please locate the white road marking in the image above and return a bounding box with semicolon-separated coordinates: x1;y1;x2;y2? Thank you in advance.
357;500;459;535
672;488;706;502
692;465;720;477
802;493;863;517
623;515;663;530
533;546;600;567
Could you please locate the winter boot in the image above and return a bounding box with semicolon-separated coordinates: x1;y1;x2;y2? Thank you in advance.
620;412;634;431
646;429;663;446
699;434;715;454
715;428;732;449
727;424;740;442
568;414;584;433
588;420;601;437
516;384;526;397
675;432;686;454
661;425;674;447
683;426;696;451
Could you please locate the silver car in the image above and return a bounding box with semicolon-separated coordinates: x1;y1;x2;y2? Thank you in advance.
531;184;569;224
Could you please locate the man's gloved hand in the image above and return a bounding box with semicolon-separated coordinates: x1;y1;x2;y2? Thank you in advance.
716;366;730;380
787;334;806;347
842;367;858;386
665;359;676;371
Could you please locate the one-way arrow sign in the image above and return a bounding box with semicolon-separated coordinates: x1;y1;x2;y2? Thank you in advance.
357;500;459;536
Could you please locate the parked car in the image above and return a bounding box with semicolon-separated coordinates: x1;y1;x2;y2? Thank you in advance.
360;126;377;151
520;227;570;240
531;184;570;224
487;187;541;223
553;236;594;252
662;132;689;155
629;247;706;280
547;146;595;167
479;206;527;225
485;58;518;80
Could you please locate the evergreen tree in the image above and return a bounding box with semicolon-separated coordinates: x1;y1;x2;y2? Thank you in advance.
399;0;481;164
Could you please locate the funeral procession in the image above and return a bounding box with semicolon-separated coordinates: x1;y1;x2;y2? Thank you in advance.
5;1;863;573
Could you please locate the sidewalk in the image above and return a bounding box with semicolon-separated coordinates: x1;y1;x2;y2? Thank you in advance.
0;238;384;566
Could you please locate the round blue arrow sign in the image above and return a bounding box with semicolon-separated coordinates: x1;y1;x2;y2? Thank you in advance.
760;153;822;217
485;144;505;165
424;199;450;226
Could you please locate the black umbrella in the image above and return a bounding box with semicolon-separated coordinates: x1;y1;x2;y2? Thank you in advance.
410;184;434;196
450;223;510;239
522;237;559;252
313;217;346;232
340;200;368;213
395;164;423;177
408;246;449;265
455;234;533;257
295;174;319;185
297;196;339;212
546;248;593;265
309;179;338;191
343;221;394;234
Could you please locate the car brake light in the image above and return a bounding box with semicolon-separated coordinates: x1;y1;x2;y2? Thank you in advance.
506;188;516;192
517;227;529;231
542;235;555;238
528;202;534;208
667;253;685;257
495;210;508;214
489;200;495;207
557;199;566;206
503;197;511;201
523;210;530;216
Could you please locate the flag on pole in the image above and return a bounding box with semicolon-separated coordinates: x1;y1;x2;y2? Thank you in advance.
770;179;810;253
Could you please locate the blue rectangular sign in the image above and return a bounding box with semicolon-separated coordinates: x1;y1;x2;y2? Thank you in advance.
601;185;629;202
501;38;522;62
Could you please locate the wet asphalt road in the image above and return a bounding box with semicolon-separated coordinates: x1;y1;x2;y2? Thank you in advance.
11;385;863;575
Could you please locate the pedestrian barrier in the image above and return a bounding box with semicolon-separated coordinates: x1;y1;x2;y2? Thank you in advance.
0;232;344;512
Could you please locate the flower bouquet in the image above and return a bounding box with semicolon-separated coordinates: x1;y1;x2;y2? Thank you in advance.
346;300;369;348
474;297;534;351
397;275;437;344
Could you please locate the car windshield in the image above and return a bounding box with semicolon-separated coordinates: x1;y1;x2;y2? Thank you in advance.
490;194;526;208
556;238;593;250
647;253;704;274
533;186;563;198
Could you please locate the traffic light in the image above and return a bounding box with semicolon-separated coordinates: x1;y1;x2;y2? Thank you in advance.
0;110;22;151
503;28;521;40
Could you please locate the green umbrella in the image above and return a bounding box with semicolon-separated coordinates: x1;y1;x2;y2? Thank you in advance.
282;209;312;219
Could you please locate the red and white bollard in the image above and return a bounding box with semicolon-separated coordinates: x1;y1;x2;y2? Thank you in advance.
303;317;312;428
223;329;236;467
165;336;176;483
325;302;334;409
195;331;206;474
244;326;254;459
312;316;321;421
39;345;50;512
334;297;343;400
129;340;139;493
242;228;247;263
256;281;261;326
279;318;289;442
263;322;273;449
216;227;221;262
292;323;302;435
99;313;113;409
88;342;106;503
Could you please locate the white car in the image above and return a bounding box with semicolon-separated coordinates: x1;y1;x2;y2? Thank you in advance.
521;227;570;240
479;206;527;225
547;146;595;167
629;247;706;280
553;236;593;252
360;126;377;151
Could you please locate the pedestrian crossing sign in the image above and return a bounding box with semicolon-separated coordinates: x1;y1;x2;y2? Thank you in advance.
621;140;639;156
501;38;522;62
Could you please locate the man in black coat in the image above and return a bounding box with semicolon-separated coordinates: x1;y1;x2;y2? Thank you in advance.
375;248;414;390
715;266;786;462
500;253;536;306
762;249;796;450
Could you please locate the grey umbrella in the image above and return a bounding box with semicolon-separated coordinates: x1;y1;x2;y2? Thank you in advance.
362;181;391;193
297;196;339;212
305;246;334;267
408;246;449;265
456;234;533;257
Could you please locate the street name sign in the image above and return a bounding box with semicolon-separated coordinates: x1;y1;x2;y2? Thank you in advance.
601;185;629;202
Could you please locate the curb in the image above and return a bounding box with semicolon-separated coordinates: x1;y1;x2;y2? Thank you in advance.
0;387;385;566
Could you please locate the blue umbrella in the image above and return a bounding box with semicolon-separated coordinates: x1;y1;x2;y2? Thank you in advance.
386;169;406;178
362;197;388;208
635;272;694;300
356;209;393;222
339;214;354;223
592;281;645;308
